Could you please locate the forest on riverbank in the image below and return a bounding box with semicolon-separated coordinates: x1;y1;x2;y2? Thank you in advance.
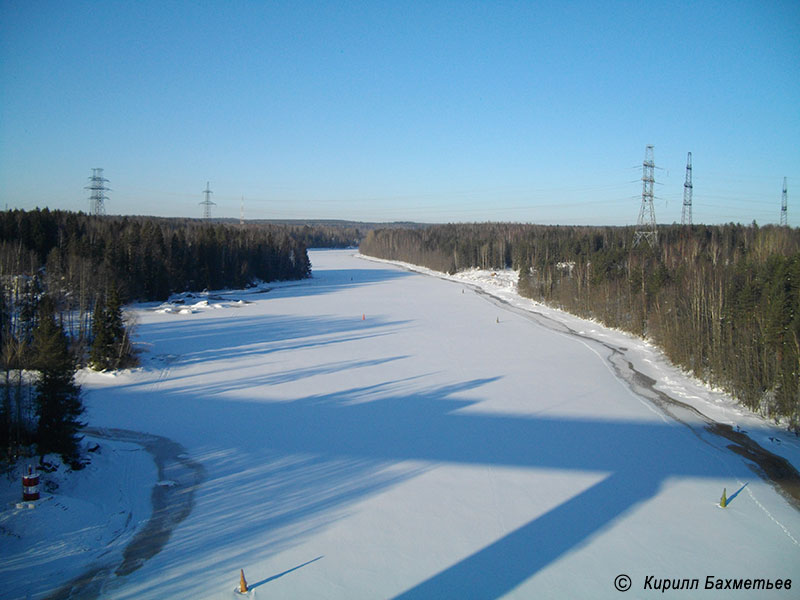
361;223;800;431
1;209;313;462
1;210;312;302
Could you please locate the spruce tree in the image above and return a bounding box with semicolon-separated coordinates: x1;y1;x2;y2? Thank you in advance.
90;286;132;370
32;298;84;467
89;295;111;370
105;286;126;352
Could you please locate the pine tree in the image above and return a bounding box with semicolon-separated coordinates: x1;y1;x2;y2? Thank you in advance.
32;297;84;467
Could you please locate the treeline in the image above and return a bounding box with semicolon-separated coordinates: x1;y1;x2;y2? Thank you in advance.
1;210;312;303
1;209;312;464
215;219;363;248
361;223;800;431
288;223;363;248
245;219;432;248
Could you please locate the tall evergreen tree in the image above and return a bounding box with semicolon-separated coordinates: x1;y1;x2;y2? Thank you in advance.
89;286;133;370
32;297;84;467
89;295;113;370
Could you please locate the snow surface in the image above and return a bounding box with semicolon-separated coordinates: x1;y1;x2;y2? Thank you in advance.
2;249;799;599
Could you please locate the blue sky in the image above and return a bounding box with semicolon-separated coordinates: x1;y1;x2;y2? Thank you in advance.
1;0;798;225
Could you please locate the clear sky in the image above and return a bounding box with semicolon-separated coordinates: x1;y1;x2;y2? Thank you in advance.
1;0;798;225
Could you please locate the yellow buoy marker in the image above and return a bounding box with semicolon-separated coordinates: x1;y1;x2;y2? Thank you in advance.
720;488;727;508
239;569;248;593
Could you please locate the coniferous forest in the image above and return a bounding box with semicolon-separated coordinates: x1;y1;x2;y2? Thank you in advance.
1;209;312;464
361;223;800;432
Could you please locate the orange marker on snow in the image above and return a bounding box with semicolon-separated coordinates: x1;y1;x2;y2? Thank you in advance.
239;569;248;593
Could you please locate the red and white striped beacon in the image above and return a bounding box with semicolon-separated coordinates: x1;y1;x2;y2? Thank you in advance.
22;465;40;501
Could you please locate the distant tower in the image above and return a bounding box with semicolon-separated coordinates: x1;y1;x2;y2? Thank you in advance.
200;181;215;219
780;177;788;226
633;145;657;246
681;152;693;226
86;168;110;216
240;196;244;226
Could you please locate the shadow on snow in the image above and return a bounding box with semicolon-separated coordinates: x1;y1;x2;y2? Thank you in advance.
266;265;415;299
98;371;796;599
87;253;798;599
135;313;412;372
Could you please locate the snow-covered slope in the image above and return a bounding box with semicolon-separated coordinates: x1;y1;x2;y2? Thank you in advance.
2;249;798;599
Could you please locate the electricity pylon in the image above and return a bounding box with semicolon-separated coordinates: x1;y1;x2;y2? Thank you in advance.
200;181;215;219
86;168;110;215
681;152;693;226
633;145;657;247
780;177;788;226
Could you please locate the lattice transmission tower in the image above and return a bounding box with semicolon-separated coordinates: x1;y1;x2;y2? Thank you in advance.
86;168;110;215
781;177;788;226
200;181;215;219
633;145;657;246
681;152;693;226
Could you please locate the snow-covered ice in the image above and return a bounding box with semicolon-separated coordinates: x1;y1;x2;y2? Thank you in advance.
2;249;799;599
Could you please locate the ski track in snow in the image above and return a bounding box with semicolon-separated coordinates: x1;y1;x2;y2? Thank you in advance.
743;483;800;546
359;253;800;542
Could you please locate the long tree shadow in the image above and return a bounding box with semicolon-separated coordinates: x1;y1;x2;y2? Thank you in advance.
100;373;800;599
137;313;411;366
263;265;415;299
83;251;800;598
115;313;415;403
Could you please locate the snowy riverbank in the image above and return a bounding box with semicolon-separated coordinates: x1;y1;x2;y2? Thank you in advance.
2;249;798;599
358;252;800;470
